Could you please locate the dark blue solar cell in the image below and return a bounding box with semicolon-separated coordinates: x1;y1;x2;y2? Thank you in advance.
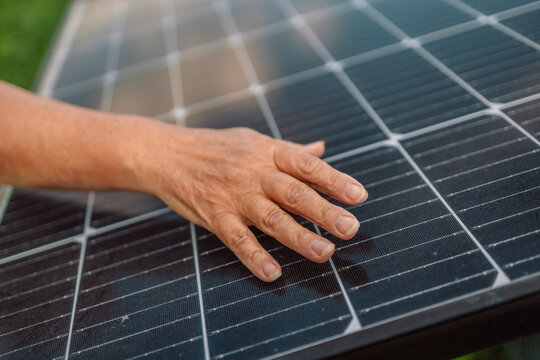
326;147;495;325
404;116;540;279
460;0;538;14
68;214;204;359
373;0;474;37
501;9;540;43
0;244;80;359
424;26;540;103
195;226;351;359
308;6;398;60
0;189;87;258
266;73;387;158
345;49;485;133
503;97;540;140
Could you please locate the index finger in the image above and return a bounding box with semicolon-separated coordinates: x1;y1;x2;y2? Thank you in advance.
274;141;368;206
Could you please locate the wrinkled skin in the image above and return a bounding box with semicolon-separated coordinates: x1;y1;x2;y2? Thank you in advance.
144;126;368;282
0;81;367;282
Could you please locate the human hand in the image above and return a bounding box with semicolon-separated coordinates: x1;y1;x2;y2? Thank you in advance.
138;125;368;282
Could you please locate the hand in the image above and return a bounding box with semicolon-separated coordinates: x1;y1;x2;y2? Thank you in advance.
140;126;368;282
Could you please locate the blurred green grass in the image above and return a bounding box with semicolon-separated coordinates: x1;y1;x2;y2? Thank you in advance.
0;0;69;89
0;1;516;360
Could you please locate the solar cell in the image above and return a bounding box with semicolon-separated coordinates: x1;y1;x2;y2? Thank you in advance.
2;0;540;359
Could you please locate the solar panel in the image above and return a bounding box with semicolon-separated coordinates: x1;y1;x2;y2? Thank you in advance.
1;0;540;359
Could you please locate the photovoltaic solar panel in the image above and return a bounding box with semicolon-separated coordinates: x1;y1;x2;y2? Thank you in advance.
1;0;540;359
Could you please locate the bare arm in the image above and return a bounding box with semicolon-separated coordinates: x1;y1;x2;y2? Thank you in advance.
0;80;368;282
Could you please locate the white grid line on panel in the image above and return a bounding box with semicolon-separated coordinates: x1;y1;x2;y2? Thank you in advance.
213;0;283;139
314;225;362;333
495;0;540;20
160;0;185;125
444;0;540;51
190;223;211;360
434;149;539;184
0;185;13;226
78;277;197;314
215;315;351;359
86;207;172;236
124;335;204;360
209;291;343;336
361;1;540;147
64;191;94;359
100;1;128;113
359;270;493;314
0;243;79;273
0;236;80;265
282;0;511;285
70;318;204;357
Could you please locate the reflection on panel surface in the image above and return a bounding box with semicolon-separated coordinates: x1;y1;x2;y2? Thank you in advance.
110;63;173;117
0;244;80;359
326;148;495;325
229;0;287;32
244;25;324;83
0;189;87;258
186;96;272;135
308;6;398;60
404;116;540;279
69;214;203;359
90;191;168;229
195;226;351;359
266;73;387;157
180;46;249;105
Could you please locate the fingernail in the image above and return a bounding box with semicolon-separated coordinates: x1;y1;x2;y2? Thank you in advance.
262;261;282;281
311;238;334;258
345;183;368;203
336;216;360;237
304;140;324;151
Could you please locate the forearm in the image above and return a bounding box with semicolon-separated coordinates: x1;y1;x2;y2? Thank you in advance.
0;80;158;192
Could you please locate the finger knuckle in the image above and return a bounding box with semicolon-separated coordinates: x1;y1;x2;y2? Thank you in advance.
247;249;265;265
284;182;308;206
292;228;307;249
228;229;252;250
297;155;321;177
262;206;286;228
327;173;343;190
319;204;336;222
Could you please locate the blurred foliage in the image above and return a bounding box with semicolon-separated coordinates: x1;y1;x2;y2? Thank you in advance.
454;345;510;360
0;0;69;89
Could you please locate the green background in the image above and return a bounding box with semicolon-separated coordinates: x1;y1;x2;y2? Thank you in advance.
0;1;517;359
